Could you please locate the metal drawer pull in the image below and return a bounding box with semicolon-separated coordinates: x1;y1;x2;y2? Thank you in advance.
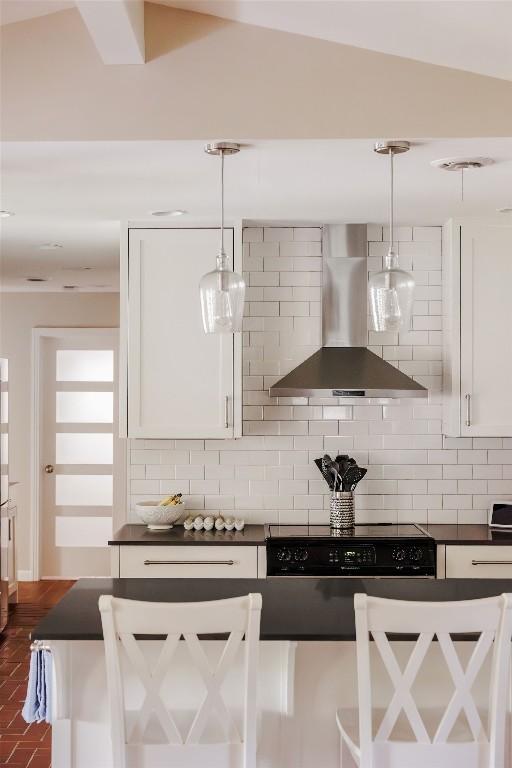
471;560;512;566
143;559;237;566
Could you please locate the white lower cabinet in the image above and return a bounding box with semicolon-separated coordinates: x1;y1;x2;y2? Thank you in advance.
118;545;260;578
445;545;512;579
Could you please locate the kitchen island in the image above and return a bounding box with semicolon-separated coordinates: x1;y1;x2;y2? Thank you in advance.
33;577;512;768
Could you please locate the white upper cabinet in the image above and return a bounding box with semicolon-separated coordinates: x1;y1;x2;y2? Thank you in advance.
120;225;242;439
443;220;512;436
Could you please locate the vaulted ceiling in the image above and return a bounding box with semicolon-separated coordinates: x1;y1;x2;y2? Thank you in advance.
1;0;511;80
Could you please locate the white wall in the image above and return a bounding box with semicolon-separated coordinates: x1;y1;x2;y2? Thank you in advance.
128;225;512;526
0;292;119;575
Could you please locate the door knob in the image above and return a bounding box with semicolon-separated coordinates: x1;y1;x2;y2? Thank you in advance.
44;464;54;474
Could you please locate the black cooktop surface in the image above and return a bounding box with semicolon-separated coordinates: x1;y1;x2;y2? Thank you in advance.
267;523;430;539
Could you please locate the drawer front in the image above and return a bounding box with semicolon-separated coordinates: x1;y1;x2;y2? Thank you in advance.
119;545;258;578
446;545;512;579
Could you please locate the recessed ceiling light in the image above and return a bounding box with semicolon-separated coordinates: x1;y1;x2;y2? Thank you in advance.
430;156;494;171
497;207;512;214
0;210;14;218
151;209;187;217
25;277;49;282
39;243;63;250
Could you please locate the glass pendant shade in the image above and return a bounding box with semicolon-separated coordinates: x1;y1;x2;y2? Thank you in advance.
200;141;245;334
369;249;414;332
200;254;245;333
369;140;415;332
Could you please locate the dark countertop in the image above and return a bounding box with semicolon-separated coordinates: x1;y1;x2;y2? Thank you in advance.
425;524;512;545
110;523;512;547
109;524;265;546
32;577;512;642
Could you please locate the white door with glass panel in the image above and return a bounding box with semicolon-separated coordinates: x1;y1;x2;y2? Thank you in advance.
40;331;122;578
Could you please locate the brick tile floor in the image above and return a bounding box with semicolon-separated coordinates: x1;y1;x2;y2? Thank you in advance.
0;582;74;768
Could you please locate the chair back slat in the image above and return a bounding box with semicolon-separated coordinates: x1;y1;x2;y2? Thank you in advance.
99;593;262;768
354;592;512;768
374;630;432;743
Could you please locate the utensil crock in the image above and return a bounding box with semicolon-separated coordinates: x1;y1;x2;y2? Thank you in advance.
330;492;355;530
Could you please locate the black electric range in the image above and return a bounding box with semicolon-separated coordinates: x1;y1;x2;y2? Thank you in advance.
266;523;436;577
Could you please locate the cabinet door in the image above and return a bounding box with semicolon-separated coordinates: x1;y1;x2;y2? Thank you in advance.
460;224;512;436
127;228;235;438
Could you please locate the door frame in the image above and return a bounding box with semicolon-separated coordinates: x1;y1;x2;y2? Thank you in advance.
30;328;125;580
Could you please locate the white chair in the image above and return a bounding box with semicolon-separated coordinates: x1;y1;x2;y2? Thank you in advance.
99;592;262;768
337;593;512;768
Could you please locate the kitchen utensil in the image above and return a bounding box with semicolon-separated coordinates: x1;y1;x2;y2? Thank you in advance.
315;458;334;490
342;465;367;492
325;456;342;492
339;457;355;480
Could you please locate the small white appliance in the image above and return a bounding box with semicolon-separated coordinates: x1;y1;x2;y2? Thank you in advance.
488;501;512;529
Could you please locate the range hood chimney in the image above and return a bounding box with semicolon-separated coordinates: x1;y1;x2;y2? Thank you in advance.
269;224;427;399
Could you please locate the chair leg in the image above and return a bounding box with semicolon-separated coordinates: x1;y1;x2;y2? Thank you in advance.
339;735;356;768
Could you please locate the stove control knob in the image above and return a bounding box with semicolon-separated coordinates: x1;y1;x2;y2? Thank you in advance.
294;547;308;562
277;547;292;562
409;547;423;562
392;547;407;562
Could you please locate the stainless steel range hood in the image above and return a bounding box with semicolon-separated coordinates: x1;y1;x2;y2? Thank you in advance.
269;224;427;399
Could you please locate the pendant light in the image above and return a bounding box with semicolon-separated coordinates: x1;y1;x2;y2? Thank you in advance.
200;142;245;334
369;140;414;332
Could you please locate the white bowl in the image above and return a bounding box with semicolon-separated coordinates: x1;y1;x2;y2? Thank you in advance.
135;501;185;530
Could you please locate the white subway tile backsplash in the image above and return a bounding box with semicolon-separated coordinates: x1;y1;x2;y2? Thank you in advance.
489;450;512;464
293;227;323;242
264;227;294;242
458;450;487;464
279;271;322;287
280;301;310;316
473;465;502;479
243;227;263;242
175;465;204;480
159;480;189;494
280;241;322;258
443;464;472;479
145;465;175;480
243;255;264;271
129;465;145;479
220;479;250;495
293;257;323;271
128;225;512;526
458;480;488;494
427;479;457;494
443;495;473;510
367;224;383;241
428;450;457;465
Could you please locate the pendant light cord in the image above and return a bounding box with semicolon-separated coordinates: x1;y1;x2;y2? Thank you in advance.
220;149;225;258
389;148;394;252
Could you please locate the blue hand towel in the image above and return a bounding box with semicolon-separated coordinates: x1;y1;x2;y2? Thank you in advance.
22;648;52;724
